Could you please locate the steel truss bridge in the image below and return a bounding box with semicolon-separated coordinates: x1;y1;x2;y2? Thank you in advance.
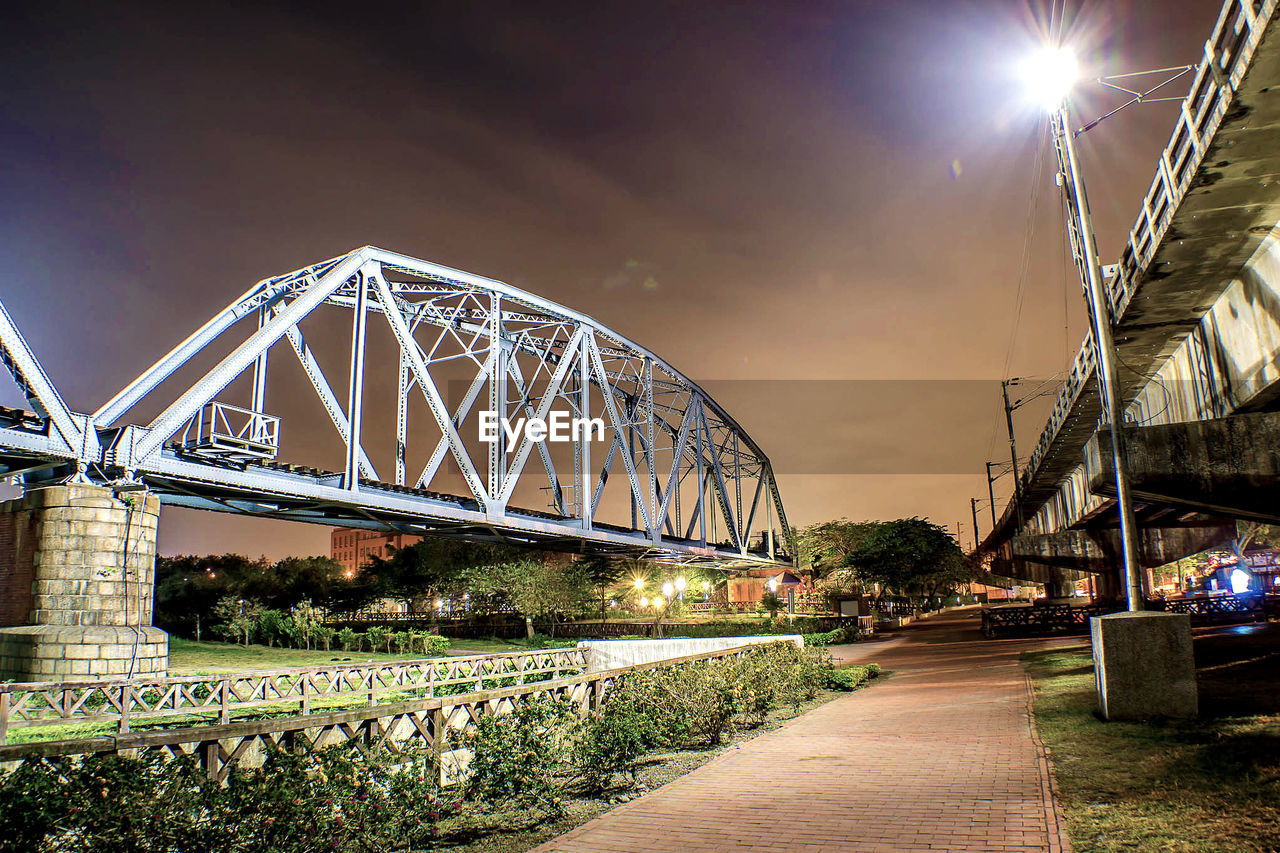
0;246;791;569
983;0;1280;577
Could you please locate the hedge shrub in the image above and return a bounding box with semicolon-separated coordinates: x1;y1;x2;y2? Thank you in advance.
825;663;881;691
0;642;878;851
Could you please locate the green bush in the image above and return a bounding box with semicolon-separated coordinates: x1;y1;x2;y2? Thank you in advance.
527;633;579;649
366;625;391;654
0;746;462;853
336;626;360;652
825;663;881;691
0;640;868;849
573;704;655;791
457;696;578;816
423;634;451;656
664;617;824;638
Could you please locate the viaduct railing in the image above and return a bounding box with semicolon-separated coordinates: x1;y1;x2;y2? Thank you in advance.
0;647;586;745
982;593;1280;637
0;644;762;783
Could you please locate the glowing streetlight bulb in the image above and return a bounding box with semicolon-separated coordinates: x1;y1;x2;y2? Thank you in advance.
675;577;687;593
640;596;648;607
633;577;645;590
654;596;665;608
768;577;778;592
701;580;711;591
662;581;674;598
1024;46;1078;110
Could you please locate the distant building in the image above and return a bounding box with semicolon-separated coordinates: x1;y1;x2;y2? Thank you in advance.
727;569;804;612
330;528;424;575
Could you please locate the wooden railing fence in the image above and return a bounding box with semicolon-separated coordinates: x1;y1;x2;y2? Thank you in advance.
0;648;586;744
0;644;763;783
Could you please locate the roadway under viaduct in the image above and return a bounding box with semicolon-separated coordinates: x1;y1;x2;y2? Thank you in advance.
983;0;1280;599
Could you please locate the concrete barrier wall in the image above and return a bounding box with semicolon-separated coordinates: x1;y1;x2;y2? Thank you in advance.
577;635;803;673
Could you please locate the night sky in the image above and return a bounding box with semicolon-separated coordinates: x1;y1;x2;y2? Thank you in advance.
0;0;1217;557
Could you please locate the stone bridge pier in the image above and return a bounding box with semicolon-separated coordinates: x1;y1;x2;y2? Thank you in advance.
0;484;167;681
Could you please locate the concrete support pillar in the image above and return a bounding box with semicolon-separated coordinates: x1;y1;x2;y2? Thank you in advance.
0;484;168;681
1090;611;1197;720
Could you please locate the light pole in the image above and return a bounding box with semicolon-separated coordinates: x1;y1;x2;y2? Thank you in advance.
1028;46;1142;611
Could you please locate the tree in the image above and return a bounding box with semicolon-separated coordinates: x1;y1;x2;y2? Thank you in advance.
154;554;267;638
847;518;967;604
360;538;530;616
466;555;590;638
211;596;262;647
577;554;626;622
798;520;877;577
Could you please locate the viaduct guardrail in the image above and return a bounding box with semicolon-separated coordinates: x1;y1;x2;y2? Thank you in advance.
982;592;1280;637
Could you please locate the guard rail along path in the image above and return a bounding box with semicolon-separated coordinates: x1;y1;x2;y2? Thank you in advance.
0;643;765;783
0;647;587;744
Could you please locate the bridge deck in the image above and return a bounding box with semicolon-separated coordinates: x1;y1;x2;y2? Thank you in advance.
987;0;1280;544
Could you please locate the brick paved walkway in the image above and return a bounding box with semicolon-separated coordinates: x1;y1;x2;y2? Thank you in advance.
534;608;1071;853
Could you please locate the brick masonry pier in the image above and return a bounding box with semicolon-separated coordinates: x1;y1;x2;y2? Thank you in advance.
0;484;167;680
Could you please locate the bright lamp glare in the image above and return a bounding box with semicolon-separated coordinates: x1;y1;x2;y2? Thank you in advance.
1024;46;1078;109
1230;568;1251;594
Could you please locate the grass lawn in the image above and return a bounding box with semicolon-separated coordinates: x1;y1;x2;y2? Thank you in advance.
1024;641;1280;853
169;638;420;673
168;636;565;673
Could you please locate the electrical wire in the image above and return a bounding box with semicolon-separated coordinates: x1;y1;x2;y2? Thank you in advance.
1001;119;1051;381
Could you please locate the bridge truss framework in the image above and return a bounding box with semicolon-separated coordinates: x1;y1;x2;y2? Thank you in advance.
0;246;791;569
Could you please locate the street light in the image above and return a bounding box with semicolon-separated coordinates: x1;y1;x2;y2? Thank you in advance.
675;577;687;600
1026;44;1143;611
767;577;778;593
639;596;648;608
1023;46;1078;110
633;577;645;590
662;581;674;599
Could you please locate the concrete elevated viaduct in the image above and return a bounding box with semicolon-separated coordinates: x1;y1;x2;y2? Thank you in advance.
984;0;1280;596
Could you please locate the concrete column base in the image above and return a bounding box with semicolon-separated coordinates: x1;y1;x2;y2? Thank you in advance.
0;625;168;681
0;484;167;682
1090;611;1197;720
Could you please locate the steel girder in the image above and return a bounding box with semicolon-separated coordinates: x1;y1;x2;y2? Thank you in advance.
2;246;791;569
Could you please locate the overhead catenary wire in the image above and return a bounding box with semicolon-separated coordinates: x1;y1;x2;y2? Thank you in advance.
1000;118;1051;382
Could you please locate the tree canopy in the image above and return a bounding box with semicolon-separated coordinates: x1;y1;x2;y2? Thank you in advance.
846;517;969;600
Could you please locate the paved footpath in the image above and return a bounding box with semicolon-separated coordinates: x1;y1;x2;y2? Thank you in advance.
534;608;1072;853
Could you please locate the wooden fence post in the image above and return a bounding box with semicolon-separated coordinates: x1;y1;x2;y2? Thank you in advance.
120;685;132;735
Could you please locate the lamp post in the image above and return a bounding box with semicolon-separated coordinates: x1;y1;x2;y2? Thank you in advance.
1028;46;1142;611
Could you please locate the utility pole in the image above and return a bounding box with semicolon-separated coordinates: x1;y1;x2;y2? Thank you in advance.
985;461;999;529
1000;380;1025;529
1050;105;1143;611
971;497;981;550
